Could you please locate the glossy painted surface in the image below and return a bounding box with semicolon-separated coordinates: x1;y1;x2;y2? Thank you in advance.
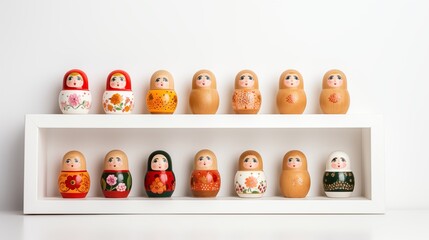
144;171;175;197
103;91;134;114
234;170;267;198
101;170;132;198
190;170;220;197
146;90;177;114
58;171;90;198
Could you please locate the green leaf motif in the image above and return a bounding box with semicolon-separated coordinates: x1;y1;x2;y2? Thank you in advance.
115;107;122;111
101;178;106;190
126;175;132;190
252;191;260;194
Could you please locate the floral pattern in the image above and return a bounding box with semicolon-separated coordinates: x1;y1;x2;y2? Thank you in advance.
150;177;167;194
235;171;267;195
232;89;261;111
103;91;134;113
116;183;127;192
329;93;340;103
100;171;132;193
286;94;297;104
146;90;178;113
58;171;90;195
65;175;81;190
59;90;91;113
106;174;117;186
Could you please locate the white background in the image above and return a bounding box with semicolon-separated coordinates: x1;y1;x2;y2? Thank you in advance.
1;0;428;212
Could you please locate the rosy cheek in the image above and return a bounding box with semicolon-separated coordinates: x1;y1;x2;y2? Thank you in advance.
331;163;337;168
341;162;347;168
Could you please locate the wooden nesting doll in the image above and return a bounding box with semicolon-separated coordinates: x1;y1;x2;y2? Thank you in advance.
189;70;220;114
190;149;221;197
232;70;262;114
276;69;307;114
280;150;311;198
146;70;178;114
319;69;350;114
100;150;132;198
234;150;267;198
144;150;176;197
102;70;134;114
58;69;92;114
58;150;90;198
323;151;355;197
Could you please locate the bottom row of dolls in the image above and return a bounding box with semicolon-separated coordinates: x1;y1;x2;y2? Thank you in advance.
58;149;354;199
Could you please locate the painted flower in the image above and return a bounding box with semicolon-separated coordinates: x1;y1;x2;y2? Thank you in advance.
60;101;67;109
245;176;258;188
123;105;130;112
110;93;123;105
116;183;126;192
286;94;297;104
329;93;340;103
107;104;114;111
65;175;82;190
150;177;166;194
68;94;80;107
106;174;117;186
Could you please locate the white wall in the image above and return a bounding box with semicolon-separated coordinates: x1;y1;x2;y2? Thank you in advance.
1;0;428;211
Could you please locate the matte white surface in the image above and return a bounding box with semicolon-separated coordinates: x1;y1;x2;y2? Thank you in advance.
1;210;428;240
1;0;429;212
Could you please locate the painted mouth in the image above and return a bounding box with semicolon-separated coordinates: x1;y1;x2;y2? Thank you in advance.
291;83;294;85
73;83;76;86
116;84;120;87
293;165;296;168
114;165;116;168
71;165;74;167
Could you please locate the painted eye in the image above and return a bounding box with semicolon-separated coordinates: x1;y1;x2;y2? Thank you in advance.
329;75;334;80
288;158;293;162
244;158;249;163
112;77;116;82
65;159;71;164
294;76;298;80
199;157;204;161
77;76;81;81
286;76;290;80
155;78;160;82
163;77;168;82
295;158;301;162
197;76;202;80
74;158;79;163
116;157;121;162
206;76;211;81
337;75;342;80
109;157;113;163
252;158;257;163
163;158;167;163
68;76;72;81
248;76;253;80
153;159;158;163
240;76;245;80
341;157;346;162
331;157;337;163
120;77;124;81
207;156;211;160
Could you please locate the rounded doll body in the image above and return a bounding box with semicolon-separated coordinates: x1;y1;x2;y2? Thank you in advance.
320;69;350;114
144;150;176;197
189;70;219;114
146;70;177;114
103;70;134;114
232;70;262;114
280;150;311;198
58;151;90;198
234;150;267;198
100;150;132;198
276;70;307;114
323;151;355;197
190;149;221;197
58;69;91;114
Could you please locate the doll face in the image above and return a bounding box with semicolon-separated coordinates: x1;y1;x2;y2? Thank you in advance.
196;154;213;169
63;156;82;171
66;74;84;88
196;74;212;88
286;156;303;168
284;74;300;88
110;74;126;89
151;154;169;171
154;75;170;89
105;155;124;170
330;156;347;169
242;155;259;170
238;74;255;88
327;74;343;88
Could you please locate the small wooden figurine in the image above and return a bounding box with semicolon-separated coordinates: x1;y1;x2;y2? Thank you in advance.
276;69;307;114
280;150;311;198
144;150;176;197
58;150;90;198
146;70;178;114
234;150;267;198
232;70;262;114
189;70;220;114
102;70;134;114
58;69;92;114
319;69;350;114
190;149;221;197
100;150;132;198
323;151;355;197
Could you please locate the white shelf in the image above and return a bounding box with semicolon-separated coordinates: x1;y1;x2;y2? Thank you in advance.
24;114;385;214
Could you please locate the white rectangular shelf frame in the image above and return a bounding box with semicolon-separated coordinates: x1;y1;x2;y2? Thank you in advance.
24;114;384;214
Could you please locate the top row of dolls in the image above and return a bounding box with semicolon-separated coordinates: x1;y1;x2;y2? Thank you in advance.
59;69;349;115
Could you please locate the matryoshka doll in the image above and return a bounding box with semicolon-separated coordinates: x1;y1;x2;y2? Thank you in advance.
189;70;220;114
319;69;350;114
232;70;262;114
280;150;311;198
100;150;132;198
234;150;267;198
276;69;307;114
58;150;90;198
58;69;92;114
323;151;355;197
146;70;178;114
144;150;176;197
190;149;221;197
102;70;134;114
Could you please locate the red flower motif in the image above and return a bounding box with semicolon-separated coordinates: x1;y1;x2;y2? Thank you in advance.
329;93;340;103
65;175;82;190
